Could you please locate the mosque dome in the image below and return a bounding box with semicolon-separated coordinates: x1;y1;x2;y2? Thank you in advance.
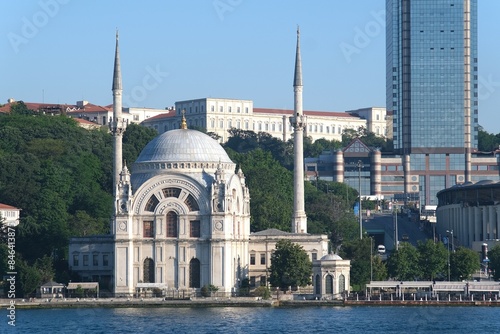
320;253;343;261
131;128;236;191
135;129;232;164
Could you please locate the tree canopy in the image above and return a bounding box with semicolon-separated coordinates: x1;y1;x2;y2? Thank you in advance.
387;242;420;281
417;239;448;281
226;148;294;232
269;239;312;291
488;245;500;281
0;111;155;295
451;247;481;281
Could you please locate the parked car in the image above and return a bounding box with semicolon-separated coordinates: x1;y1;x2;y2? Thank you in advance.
402;233;409;241
377;245;386;254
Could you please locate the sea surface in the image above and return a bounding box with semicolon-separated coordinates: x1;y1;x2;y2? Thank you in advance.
2;306;497;333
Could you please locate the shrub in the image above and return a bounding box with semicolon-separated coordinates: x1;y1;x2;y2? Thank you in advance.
253;286;271;300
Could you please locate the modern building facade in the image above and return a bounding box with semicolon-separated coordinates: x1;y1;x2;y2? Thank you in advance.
305;138;500;206
386;0;480;205
436;180;500;251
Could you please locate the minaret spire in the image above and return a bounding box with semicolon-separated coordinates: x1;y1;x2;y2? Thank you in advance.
290;26;307;234
112;30;122;91
293;26;302;87
111;30;125;208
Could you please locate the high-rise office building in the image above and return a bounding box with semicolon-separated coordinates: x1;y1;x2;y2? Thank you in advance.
386;0;478;205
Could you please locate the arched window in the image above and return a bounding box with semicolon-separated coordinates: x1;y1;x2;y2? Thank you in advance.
189;258;201;288
162;187;181;198
144;258;154;283
325;275;333;294
167;212;178;237
184;194;199;211
338;274;346;294
145;195;159;212
315;274;321;294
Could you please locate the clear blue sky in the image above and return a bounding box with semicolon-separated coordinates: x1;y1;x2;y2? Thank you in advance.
1;0;499;133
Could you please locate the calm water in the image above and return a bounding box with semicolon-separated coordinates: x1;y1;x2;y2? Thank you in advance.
2;306;497;333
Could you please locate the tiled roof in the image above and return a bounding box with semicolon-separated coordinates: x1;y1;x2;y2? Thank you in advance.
253;108;357;118
0;203;20;210
74;103;111;112
1;101;111;114
141;112;175;122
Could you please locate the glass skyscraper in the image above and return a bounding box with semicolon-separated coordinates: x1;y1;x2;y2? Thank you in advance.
386;0;478;205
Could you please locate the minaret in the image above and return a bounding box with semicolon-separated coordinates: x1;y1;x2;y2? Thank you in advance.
290;27;307;233
111;31;125;205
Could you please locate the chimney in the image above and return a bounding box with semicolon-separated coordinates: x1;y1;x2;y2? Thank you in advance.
77;100;89;107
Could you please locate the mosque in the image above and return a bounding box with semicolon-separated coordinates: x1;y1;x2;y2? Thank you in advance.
68;30;350;298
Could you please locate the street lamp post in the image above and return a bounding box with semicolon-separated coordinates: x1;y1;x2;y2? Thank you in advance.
357;160;363;240
370;237;373;281
447;229;453;281
394;201;399;251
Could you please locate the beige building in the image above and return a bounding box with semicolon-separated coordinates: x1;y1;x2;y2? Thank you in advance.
142;97;386;143
0;203;21;227
248;229;329;288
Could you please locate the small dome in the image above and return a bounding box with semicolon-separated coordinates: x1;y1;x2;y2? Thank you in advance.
320;253;343;261
135;129;232;164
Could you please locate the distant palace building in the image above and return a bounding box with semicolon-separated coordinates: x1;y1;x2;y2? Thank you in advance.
142;98;387;144
1;97;385;147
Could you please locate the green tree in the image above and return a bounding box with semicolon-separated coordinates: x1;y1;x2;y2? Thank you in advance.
9;101;35;116
387;242;420;280
122;123;158;164
253;286;271;299
341;126;392;152
303;137;342;158
225;129;293;170
450;247;481;281
477;127;500;152
225;129;260;153
417;239;447;280
227;149;293;232
201;284;219;297
269;239;312;291
341;128;361;146
16;255;54;297
305;181;358;250
488;245;500;281
372;255;388;281
0;113;115;267
0;243;8;280
339;238;372;289
69;210;108;237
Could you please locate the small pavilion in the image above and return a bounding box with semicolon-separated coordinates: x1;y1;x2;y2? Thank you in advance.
312;254;351;299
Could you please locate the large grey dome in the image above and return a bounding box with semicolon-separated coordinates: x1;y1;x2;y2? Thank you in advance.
135;129;232;164
131;128;235;191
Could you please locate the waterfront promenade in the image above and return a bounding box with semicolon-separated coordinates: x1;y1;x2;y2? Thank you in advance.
2;296;499;309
